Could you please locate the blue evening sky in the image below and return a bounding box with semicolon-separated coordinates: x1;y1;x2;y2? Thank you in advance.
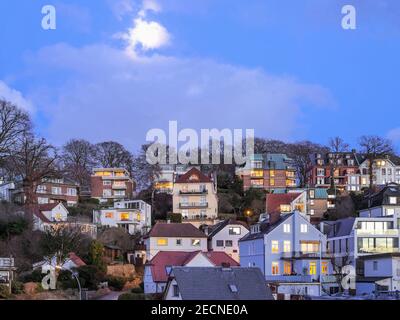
0;0;400;152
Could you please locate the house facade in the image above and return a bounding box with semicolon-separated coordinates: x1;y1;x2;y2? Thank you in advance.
359;157;400;187
93;200;152;235
90;168;135;203
143;222;208;260
236;154;297;192
206;220;249;262
239;211;332;297
172;167;218;227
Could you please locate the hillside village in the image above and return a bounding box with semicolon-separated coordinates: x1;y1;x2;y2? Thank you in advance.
1;100;400;300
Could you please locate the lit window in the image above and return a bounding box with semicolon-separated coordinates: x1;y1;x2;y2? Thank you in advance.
283;224;291;233
270;170;275;177
157;238;168;246
272;262;279;275
309;262;317;275
310;209;315;216
55;213;62;221
283;241;291;253
386;208;395;216
136;213;141;221
120;213;130;221
270;179;275;186
322;262;328;275
105;212;114;219
280;205;291;213
229;227;241;235
389;197;397;205
284;262;291;275
191;239;201;247
271;241;279;253
300;224;308;233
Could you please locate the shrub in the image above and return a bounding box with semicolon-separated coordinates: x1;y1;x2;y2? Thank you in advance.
11;281;24;295
57;270;77;290
118;293;146;300
168;213;182;223
77;265;106;290
131;287;144;294
106;276;126;291
18;269;44;283
0;285;11;299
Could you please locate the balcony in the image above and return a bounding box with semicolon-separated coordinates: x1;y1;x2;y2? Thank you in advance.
179;202;208;209
112;183;127;190
265;275;313;283
281;252;334;260
356;229;399;236
182;215;213;221
179;189;208;195
358;247;399;254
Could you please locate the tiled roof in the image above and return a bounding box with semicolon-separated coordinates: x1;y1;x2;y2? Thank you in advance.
207;219;249;238
266;193;301;214
175;167;212;183
148;251;239;283
170;267;274;300
68;253;86;267
144;222;207;239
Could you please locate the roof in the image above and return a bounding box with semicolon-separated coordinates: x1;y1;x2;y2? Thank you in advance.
144;222;207;239
169;267;274;300
239;213;294;242
207;219;249;238
148;251;239;283
32;203;62;223
266;193;301;214
356;276;391;283
68;253;86;267
175;167;212;184
326;217;356;238
262;153;295;170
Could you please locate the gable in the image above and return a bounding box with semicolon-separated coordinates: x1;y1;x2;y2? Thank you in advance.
185;253;214;267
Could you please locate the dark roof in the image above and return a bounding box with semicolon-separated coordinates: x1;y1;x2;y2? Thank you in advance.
207;219;249;238
356;276;391;283
170;267;274;300
266;193;301;214
175;167;212;183
239;213;294;242
144;222;207;239
365;183;400;208
326;217;355;238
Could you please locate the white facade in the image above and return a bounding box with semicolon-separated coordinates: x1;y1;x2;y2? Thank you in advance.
145;236;208;260
208;222;249;262
359;158;400;187
93;200;151;235
33;203;69;231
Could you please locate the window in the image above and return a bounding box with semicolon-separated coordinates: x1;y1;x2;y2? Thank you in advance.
176;239;182;246
317;168;325;176
284;262;291;275
283;224;291;233
280;205;291;213
173;285;180;297
52;187;62;195
225;240;233;247
301;241;320;253
103;180;112;186
191;239;201;247
216;240;224;247
373;261;378;271
386;208;395;216
67;188;77;196
283;241;291;253
270;178;275;186
37;185;47;194
389;197;397;205
272;262;279;275
270;170;275;177
120;213;130;221
105;212;114;219
382;168;387;175
309;262;317;275
103;189;112;197
271;241;279;253
114;190;126;196
54;213;63;221
310;209;315;216
300;224;308;233
38;197;49;204
229;227;241;235
322;262;328;275
157;238;168;246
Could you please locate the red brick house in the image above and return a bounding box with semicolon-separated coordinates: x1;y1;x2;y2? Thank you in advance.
90;168;135;203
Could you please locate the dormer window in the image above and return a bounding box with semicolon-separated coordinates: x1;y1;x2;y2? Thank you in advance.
389;197;397;205
251;224;260;234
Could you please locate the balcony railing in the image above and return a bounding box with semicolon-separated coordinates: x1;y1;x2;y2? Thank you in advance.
112;183;127;189
356;229;399;236
0;258;15;268
182;215;213;221
265;275;313;283
358;248;399;254
281;252;334;259
179;189;208;195
179;202;208;209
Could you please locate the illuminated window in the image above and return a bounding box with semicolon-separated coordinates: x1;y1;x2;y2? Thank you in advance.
270;179;275;186
271;241;279;253
284;262;292;275
272;262;279;275
301;241;320;253
309;262;317;275
229;227;241;235
157;238;168;246
136;213;141;220
283;241;291;253
322;262;328;275
389;197;397;205
300;224;308;233
120;213;130;221
191;239;201;246
270;170;275;177
283;224;291;233
55;213;62;221
105;212;114;219
280;205;291;213
251;170;263;178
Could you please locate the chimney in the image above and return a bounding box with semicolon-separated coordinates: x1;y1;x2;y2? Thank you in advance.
269;212;280;225
319;221;324;233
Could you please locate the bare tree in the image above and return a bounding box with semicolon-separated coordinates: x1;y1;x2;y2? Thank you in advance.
132;144;160;191
61;139;96;187
0;100;31;162
328;137;349;153
94;141;133;171
359;135;394;189
5;133;58;207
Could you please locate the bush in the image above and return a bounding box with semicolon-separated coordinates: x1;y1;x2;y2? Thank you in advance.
106;276;126;291
18;269;44;283
57;270;77;290
169;213;182;223
11;281;24;295
118;293;146;300
77;265;106;290
0;285;11;299
131;287;144;294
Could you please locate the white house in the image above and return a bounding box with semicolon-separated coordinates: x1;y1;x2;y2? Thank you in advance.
93;200;151;235
143;222;208;260
239;211;334;297
206;219;249;262
33;202;69;231
33;252;86;271
144;250;239;294
359;157;400;187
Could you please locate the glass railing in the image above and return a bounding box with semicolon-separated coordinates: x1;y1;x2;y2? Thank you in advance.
356;229;399;236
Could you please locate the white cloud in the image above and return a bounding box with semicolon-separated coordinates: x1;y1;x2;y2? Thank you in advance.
0;81;34;113
24;43;333;149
